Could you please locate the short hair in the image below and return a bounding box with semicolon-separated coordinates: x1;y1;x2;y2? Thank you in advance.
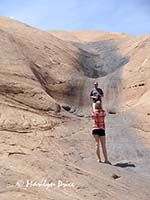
95;101;102;109
94;81;98;85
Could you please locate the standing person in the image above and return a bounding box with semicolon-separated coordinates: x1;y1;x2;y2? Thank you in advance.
91;101;111;164
90;82;104;111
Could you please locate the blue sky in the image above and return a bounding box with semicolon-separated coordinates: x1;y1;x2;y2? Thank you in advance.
0;0;150;35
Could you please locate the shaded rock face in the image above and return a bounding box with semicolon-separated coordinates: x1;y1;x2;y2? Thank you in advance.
72;39;130;78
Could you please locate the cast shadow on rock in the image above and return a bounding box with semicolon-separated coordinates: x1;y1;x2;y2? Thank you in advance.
114;162;136;168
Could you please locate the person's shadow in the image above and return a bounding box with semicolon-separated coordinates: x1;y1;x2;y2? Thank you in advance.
114;162;136;168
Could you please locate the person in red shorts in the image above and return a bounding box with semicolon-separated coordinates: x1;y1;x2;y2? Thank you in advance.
92;101;111;164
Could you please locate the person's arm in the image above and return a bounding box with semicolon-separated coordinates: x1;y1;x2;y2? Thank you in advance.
90;95;97;99
92;112;95;119
98;89;104;97
101;89;104;97
90;91;97;100
104;110;106;117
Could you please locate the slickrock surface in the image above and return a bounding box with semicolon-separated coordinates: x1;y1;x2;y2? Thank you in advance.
0;17;150;200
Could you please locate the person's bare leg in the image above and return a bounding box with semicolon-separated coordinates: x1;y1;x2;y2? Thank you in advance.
93;135;101;162
99;136;109;162
92;103;96;112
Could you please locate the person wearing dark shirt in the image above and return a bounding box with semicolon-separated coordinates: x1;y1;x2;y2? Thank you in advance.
90;82;104;111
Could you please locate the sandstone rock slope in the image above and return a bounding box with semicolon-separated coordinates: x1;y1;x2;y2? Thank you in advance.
0;17;150;200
